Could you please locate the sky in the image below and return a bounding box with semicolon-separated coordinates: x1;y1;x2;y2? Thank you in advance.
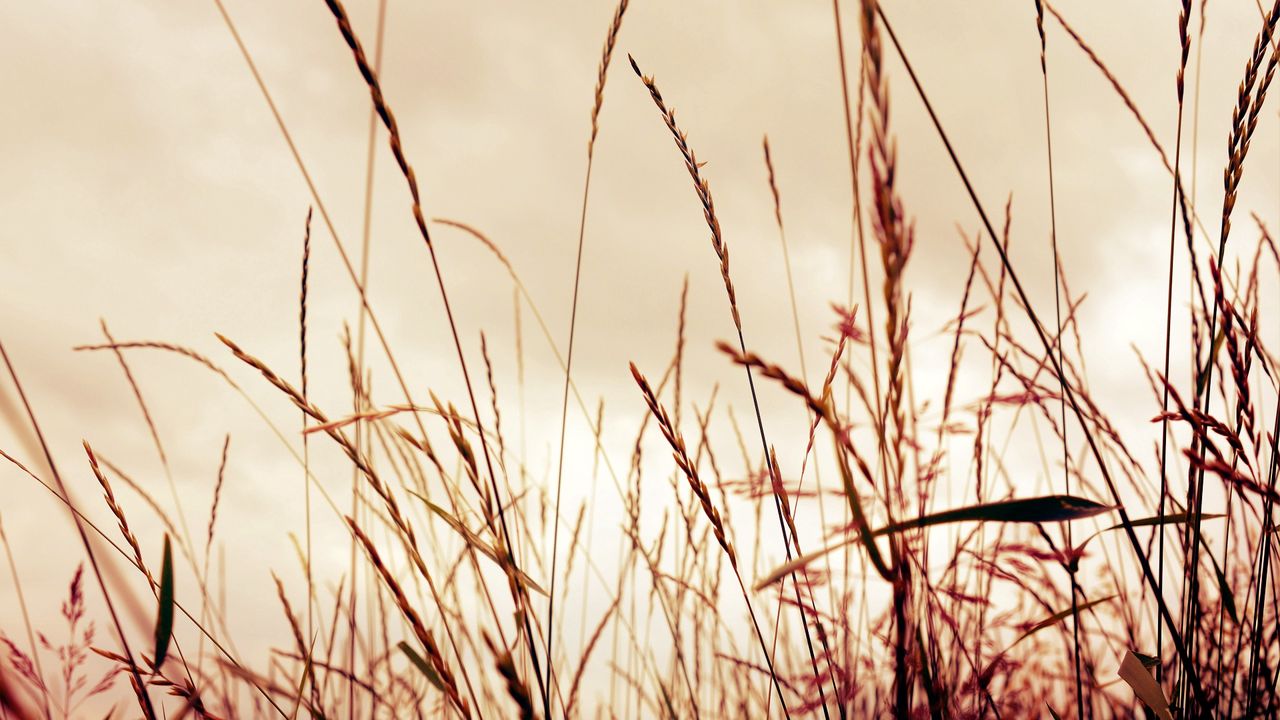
2;0;1278;714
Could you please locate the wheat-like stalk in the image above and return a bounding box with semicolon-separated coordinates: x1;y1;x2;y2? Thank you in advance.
84;442;153;587
588;0;629;157
346;519;469;718
629;361;795;716
628;55;742;333
630;363;734;565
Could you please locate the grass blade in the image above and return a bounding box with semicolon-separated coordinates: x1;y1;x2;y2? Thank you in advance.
398;641;444;693
153;534;175;669
1117;650;1173;720
757;495;1113;588
1012;595;1115;647
408;491;547;596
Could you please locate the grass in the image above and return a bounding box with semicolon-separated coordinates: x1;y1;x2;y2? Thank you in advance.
2;0;1280;717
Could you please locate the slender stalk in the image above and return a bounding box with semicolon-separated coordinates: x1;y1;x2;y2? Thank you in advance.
546;4;629;715
1156;0;1193;688
1031;2;1085;714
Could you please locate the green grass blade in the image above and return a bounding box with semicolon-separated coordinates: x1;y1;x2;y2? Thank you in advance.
398;641;444;692
153;534;175;669
756;495;1114;589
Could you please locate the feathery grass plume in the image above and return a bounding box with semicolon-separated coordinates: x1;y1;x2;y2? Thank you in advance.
206;436;230;560
198;436;228;680
479;332;508;480
767;448;799;558
73;341;237;387
430;393;491;523
859;3;918;706
674;276;688;431
861;0;913;474
830;0;884;445
630;363;734;565
561;504;587;596
1219;0;1280;246
587;0;628;157
13;566;125;718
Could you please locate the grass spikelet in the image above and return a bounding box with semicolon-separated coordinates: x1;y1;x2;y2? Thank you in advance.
345;519;469;719
628;55;741;333
84;442;153;585
629;361;793;717
630;363;734;565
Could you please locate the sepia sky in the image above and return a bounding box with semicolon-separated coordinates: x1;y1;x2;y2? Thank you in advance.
2;0;1278;711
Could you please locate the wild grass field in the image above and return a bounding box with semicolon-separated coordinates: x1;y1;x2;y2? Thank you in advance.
2;0;1279;717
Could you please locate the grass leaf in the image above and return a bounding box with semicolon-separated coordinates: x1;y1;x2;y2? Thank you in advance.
399;641;444;692
876;495;1114;535
1012;595;1115;647
1109;511;1223;531
153;534;175;669
1117;650;1172;720
756;495;1114;589
408;491;548;596
1074;512;1225;558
